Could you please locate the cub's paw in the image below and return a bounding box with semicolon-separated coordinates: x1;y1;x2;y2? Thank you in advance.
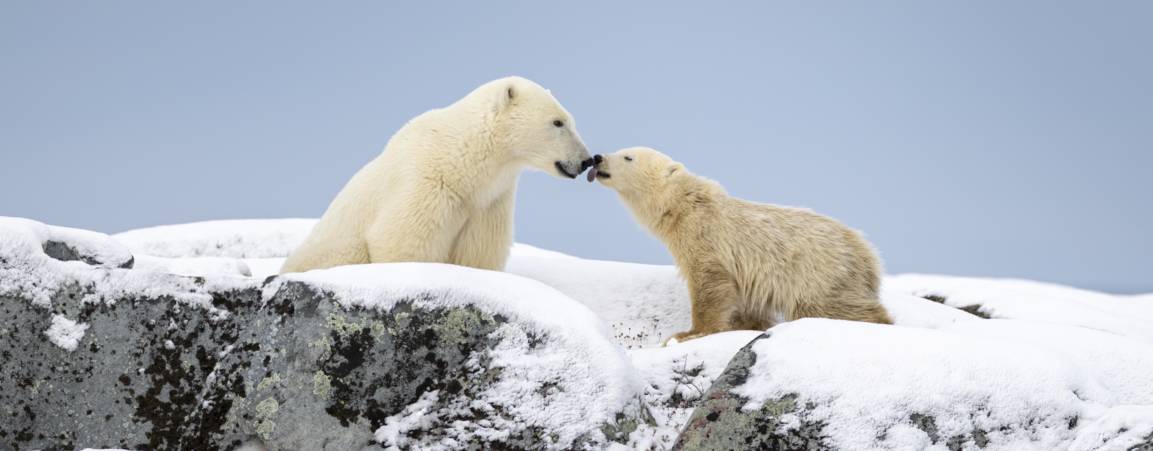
661;331;701;347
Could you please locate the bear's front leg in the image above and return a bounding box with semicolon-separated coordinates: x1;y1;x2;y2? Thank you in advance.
366;191;466;264
663;266;740;345
449;190;515;271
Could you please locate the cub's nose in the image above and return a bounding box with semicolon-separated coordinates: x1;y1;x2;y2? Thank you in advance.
580;156;597;171
593;154;604;164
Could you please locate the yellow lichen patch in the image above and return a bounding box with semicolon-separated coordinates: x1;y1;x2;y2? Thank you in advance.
761;396;796;417
309;334;332;361
437;308;483;344
370;320;386;338
257;373;282;391
255;397;280;440
313;371;332;400
326;312;365;335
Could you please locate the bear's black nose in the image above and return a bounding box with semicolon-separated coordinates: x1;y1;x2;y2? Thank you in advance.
580;158;595;171
593;154;604;164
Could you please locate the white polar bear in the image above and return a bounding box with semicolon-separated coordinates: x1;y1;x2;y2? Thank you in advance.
281;77;592;274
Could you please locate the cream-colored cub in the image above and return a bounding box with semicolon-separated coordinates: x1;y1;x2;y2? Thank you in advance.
282;77;591;274
591;147;891;343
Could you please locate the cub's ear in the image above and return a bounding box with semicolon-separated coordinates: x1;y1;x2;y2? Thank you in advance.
666;163;684;177
494;83;516;113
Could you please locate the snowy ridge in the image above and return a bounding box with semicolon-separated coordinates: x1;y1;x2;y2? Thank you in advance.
887;274;1153;343
114;218;318;258
0;217;251;310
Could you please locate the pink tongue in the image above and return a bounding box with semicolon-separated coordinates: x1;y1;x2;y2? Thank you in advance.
587;166;599;182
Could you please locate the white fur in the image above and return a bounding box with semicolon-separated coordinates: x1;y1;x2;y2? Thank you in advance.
281;77;590;273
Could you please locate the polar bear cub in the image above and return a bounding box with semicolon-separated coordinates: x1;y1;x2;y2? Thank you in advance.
591;147;892;343
281;77;592;274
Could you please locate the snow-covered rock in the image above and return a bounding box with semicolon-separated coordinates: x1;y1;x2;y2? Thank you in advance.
3;217;1152;450
674;309;1153;450
1;218;644;450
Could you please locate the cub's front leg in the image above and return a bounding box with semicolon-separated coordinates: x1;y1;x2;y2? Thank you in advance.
664;265;740;345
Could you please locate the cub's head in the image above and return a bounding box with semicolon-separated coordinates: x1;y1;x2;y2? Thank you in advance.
485;77;592;179
590;147;685;195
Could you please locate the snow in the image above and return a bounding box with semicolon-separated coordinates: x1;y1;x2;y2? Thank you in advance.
375;390;443;448
0;216;251;311
114;218;316;258
885;274;1153;343
732;315;1153;450
113;219;689;348
44;314;89;351
48;225;134;267
506;255;690;349
134;254;252;277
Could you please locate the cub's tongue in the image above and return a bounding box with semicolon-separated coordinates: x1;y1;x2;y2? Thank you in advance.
586;166;599;182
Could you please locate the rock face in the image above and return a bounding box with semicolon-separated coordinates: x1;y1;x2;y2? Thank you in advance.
672;333;826;451
0;218;641;450
673;318;1153;451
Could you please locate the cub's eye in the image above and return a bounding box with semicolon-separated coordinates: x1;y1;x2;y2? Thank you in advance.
552;120;564;128
624;156;633;162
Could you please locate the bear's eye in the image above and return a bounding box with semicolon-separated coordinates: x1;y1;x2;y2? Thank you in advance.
624;156;633;162
552;120;564;128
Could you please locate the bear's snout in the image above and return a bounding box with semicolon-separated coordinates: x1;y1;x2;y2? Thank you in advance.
581;157;597;171
593;154;604;165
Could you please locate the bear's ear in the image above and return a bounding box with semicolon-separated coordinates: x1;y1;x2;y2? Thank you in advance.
666;163;683;177
494;84;516;113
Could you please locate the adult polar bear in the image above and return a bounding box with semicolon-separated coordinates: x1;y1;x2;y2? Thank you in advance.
281;77;591;273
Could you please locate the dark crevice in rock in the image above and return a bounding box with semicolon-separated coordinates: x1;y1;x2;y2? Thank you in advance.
1130;431;1153;451
920;294;990;319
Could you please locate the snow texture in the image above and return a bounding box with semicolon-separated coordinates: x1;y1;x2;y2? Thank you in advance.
731;316;1153;450
44;314;89;351
114;218;317;258
0;217;248;310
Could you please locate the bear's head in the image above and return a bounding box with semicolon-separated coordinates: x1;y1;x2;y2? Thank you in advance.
592;147;719;235
485;77;592;179
590;146;685;195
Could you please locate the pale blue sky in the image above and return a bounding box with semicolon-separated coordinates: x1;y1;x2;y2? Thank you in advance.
2;2;1150;293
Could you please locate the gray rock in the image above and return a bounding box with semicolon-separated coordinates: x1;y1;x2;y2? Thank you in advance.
1131;432;1153;451
672;333;827;451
